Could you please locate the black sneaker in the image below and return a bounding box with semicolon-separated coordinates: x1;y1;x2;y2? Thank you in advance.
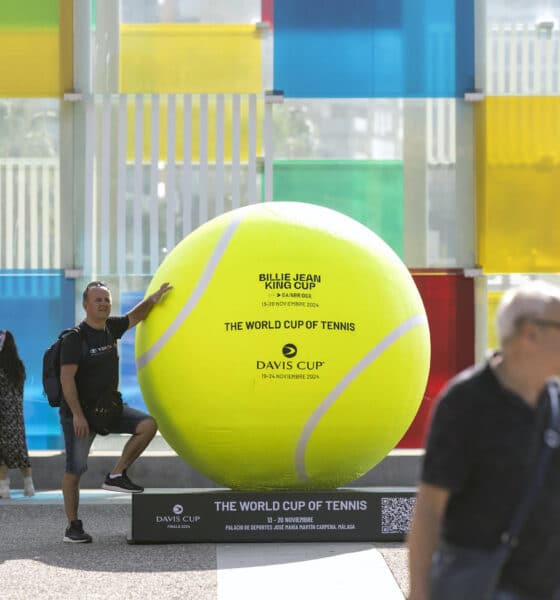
63;519;92;543
101;469;144;493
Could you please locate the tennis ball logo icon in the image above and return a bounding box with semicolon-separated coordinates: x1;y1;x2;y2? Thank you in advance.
135;202;430;490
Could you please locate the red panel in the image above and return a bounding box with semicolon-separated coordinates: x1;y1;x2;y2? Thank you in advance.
397;271;475;448
262;0;273;28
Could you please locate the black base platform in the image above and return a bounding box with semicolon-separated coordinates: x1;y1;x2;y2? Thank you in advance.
128;487;416;543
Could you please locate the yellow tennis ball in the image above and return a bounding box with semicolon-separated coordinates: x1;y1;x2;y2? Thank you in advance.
135;202;430;490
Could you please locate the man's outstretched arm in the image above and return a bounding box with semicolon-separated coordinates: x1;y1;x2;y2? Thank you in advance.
126;282;172;329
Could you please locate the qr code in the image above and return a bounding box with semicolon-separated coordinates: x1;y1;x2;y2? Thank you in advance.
381;496;416;534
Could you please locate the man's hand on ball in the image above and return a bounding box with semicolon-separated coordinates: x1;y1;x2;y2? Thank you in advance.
151;282;172;304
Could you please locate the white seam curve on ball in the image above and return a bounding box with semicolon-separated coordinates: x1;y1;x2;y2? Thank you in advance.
294;313;428;482
135;212;244;371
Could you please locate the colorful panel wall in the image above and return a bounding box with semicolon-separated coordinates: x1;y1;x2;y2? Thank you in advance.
274;0;474;98
270;160;403;256
0;0;72;97
120;24;262;93
398;271;475;448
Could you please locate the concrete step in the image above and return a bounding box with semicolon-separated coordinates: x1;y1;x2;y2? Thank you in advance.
22;447;423;492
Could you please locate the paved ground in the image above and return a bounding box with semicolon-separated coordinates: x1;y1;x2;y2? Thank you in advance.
0;489;409;600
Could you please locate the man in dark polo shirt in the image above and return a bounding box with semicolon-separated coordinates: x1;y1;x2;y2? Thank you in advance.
408;281;560;600
59;280;171;543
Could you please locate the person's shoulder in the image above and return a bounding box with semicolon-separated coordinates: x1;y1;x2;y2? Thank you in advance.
61;324;85;345
447;361;488;392
435;361;491;411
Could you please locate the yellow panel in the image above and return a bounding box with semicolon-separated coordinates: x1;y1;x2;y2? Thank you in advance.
0;29;59;96
120;24;262;94
487;291;503;351
126;95;263;163
476;97;560;273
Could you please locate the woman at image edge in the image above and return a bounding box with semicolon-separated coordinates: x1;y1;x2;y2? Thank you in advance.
0;330;35;498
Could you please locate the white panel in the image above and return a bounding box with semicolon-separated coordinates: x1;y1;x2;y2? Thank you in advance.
199;94;209;224
215;94;225;216
231;94;241;209
41;167;50;268
166;94;177;251
509;26;517;94
53;162;61;268
449;99;456;164
182;95;193;236
486;25;494;93
100;94;112;274
17;164;26;269
556;33;560;94
534;28;541;94
29;164;38;269
6;165;14;268
247;93;257;204
150;94;160;273
521;24;529;94
426;99;434;164
116;95;127;275
496;24;505;94
545;32;553;94
133;94;144;274
436;98;445;164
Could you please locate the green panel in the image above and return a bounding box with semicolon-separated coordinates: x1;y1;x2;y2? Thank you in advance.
0;0;59;28
268;160;403;257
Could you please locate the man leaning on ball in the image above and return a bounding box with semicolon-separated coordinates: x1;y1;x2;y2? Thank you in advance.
59;280;171;543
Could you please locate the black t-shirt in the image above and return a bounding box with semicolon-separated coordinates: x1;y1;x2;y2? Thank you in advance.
422;360;560;597
59;316;129;415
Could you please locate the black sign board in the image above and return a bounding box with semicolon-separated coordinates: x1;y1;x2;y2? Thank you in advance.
129;487;416;543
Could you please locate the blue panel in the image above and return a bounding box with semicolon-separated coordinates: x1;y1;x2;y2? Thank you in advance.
120;291;148;413
0;271;74;450
274;0;474;98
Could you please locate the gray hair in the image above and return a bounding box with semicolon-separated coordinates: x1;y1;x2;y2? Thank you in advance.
496;280;560;346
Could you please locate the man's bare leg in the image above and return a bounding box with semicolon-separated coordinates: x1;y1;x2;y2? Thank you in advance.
111;418;157;474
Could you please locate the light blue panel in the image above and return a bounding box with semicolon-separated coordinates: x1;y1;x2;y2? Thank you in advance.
0;270;74;450
120;291;148;413
274;0;474;98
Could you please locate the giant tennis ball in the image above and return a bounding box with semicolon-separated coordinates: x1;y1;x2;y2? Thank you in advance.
135;202;430;490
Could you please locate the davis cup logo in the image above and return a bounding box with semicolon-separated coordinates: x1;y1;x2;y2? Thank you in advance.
173;504;184;515
282;343;297;358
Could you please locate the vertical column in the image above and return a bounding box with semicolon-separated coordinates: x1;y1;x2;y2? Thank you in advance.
100;94;112;273
94;0;120;93
215;94;225;216
231;95;241;209
403;102;428;267
149;95;160;274
166;94;177;251
116;95;127;275
247;94;257;205
182;95;193;236
455;101;476;267
199;95;209;224
474;275;488;363
263;92;280;203
70;0;93;274
133;94;144;274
